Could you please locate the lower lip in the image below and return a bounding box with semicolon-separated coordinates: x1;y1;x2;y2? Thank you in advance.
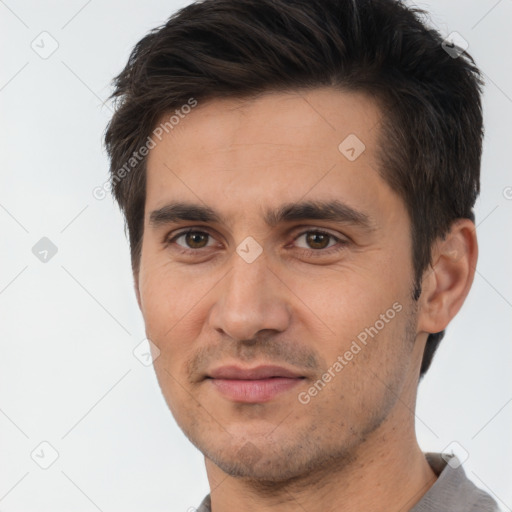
209;377;303;403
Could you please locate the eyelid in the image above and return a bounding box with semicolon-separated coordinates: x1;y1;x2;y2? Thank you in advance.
288;225;349;241
289;228;349;257
166;228;220;249
165;226;350;254
166;225;349;240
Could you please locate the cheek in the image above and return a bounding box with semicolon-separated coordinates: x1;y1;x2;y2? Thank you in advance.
310;305;413;429
139;259;201;335
291;268;402;344
138;262;214;377
292;267;412;411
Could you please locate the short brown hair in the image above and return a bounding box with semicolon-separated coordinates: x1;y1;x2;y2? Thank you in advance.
104;0;484;378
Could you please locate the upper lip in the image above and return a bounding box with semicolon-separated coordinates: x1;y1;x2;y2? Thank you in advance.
207;365;304;380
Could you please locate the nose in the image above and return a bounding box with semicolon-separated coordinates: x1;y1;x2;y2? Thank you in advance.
207;250;291;342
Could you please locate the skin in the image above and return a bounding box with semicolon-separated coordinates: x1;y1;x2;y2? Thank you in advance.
135;88;478;511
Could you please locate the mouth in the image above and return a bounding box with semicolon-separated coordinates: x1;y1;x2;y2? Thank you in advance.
205;365;306;403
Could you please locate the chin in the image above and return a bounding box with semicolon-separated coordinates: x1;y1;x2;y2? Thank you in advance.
209;450;307;482
200;432;356;485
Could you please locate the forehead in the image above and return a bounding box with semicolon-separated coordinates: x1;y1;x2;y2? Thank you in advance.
144;88;394;225
149;88;381;159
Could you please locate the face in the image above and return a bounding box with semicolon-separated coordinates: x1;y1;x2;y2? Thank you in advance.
137;88;423;482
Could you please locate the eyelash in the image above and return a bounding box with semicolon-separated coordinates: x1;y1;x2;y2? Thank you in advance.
164;228;349;258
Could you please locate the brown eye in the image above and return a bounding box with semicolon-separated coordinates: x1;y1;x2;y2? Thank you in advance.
170;230;213;250
295;230;337;251
183;231;209;249
305;232;331;250
292;229;349;258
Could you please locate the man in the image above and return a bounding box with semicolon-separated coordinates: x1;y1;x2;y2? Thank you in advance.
104;0;500;510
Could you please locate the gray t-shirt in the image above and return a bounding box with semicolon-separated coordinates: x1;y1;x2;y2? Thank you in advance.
196;452;500;511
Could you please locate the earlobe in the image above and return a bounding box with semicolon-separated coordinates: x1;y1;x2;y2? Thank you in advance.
416;219;478;335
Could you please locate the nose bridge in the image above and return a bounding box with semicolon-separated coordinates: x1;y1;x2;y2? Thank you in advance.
209;248;290;340
228;249;268;304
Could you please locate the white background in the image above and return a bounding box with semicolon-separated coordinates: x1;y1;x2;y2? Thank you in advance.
0;0;511;510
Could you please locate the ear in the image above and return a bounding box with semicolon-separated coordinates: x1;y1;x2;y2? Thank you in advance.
416;218;478;335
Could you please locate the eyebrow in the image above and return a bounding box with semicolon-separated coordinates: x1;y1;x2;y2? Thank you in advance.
149;199;375;231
